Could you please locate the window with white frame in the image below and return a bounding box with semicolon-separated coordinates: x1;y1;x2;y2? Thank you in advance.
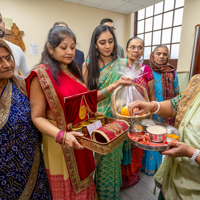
135;0;185;65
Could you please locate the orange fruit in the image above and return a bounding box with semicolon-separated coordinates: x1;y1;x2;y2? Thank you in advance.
121;106;131;116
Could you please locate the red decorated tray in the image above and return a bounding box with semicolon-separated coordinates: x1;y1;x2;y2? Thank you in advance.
76;117;129;155
64;90;130;155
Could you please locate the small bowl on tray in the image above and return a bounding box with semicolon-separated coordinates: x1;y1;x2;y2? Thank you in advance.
146;125;167;143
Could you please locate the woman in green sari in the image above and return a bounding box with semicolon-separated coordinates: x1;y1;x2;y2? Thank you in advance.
128;74;200;200
82;24;133;199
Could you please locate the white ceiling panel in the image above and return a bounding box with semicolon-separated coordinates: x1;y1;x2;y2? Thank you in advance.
100;0;125;8
81;0;106;4
79;1;98;7
62;0;82;3
117;2;140;11
129;0;153;5
60;0;165;14
97;5;113;11
112;8;127;14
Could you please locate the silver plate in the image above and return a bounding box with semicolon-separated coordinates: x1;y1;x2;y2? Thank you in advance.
127;121;180;151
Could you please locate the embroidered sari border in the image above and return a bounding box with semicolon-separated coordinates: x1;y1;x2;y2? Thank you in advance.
34;66;93;194
62;147;94;194
63;71;87;88
175;75;200;129
0;79;12;129
35;67;66;130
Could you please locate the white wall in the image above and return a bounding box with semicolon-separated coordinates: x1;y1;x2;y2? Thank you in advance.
1;0;127;69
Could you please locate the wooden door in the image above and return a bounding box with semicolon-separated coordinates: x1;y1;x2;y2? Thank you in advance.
189;25;200;80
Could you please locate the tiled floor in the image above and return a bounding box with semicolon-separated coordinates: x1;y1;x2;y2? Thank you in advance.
120;171;160;200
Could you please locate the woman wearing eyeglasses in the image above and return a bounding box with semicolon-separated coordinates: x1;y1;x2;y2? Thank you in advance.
121;37;155;188
126;36;155;101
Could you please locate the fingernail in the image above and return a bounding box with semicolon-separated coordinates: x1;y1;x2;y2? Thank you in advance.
164;141;168;144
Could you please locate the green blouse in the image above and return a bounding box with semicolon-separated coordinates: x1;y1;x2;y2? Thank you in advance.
169;94;182;113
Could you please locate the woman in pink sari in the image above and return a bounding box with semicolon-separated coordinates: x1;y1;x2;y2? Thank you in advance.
121;37;155;188
25;26;96;199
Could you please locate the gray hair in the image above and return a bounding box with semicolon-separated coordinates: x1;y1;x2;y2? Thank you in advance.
153;45;169;58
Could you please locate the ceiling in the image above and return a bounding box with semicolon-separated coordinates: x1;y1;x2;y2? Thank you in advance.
61;0;163;14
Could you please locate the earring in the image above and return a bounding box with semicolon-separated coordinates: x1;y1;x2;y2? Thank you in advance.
96;49;99;57
51;54;54;59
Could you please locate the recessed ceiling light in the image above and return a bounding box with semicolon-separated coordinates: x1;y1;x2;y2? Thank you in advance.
122;0;131;2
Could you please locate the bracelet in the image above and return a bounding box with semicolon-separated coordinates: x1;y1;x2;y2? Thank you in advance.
150;102;156;114
55;130;65;144
151;101;160;114
62;132;66;145
102;87;109;97
189;149;200;163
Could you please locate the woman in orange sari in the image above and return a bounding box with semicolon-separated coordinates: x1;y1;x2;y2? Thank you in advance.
25;26;96;199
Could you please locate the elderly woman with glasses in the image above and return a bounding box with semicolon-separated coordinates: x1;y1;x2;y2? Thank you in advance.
121;36;155;188
126;36;155;101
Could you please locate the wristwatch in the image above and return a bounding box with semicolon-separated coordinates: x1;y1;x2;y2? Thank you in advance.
189;149;200;163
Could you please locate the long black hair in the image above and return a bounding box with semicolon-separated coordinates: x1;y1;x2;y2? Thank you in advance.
86;24;118;90
41;26;81;83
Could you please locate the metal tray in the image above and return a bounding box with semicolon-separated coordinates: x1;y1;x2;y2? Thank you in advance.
127;120;180;151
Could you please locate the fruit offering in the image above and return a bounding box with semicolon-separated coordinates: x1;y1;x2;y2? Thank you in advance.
121;106;131;116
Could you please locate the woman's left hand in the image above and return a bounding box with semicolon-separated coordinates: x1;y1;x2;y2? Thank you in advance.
64;131;84;150
161;141;195;158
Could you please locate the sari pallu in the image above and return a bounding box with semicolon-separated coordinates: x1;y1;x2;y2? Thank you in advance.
0;79;51;200
95;58;131;200
25;65;96;200
121;63;153;187
155;75;200;200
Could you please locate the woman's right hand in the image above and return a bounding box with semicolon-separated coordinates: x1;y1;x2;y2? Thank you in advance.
128;100;154;115
64;131;84;150
114;76;133;88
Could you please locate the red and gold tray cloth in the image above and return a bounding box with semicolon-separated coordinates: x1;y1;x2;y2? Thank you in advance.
64;91;130;154
77;117;129;155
